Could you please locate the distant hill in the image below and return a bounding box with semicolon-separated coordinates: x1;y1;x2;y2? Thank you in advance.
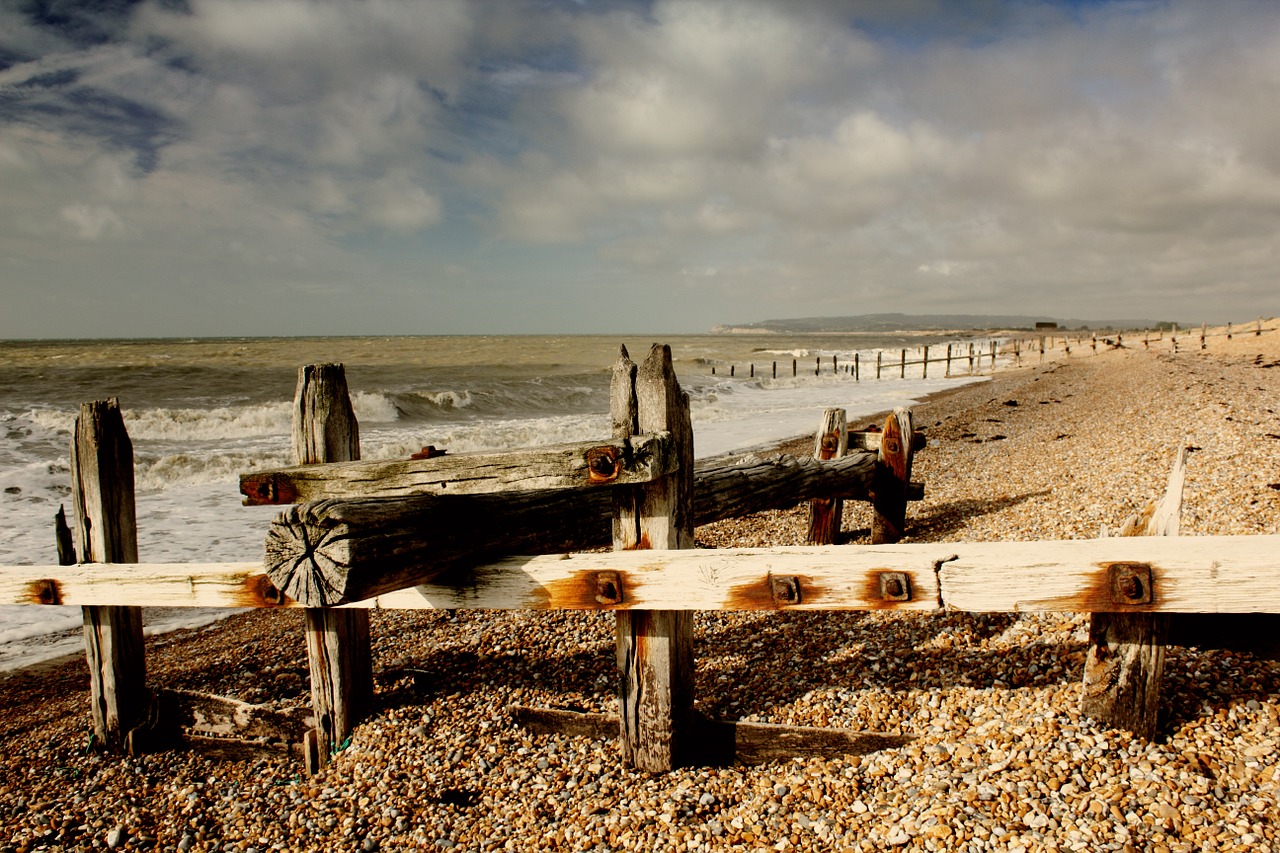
711;313;1169;333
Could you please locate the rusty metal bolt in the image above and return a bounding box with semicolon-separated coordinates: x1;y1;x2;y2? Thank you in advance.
585;446;622;483
1109;562;1153;605
35;579;62;605
770;575;801;606
879;571;911;602
594;571;623;605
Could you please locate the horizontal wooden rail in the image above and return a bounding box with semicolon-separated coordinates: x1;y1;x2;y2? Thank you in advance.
5;534;1277;613
240;432;677;505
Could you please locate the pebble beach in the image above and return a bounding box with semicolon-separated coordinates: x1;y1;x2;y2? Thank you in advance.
3;323;1279;853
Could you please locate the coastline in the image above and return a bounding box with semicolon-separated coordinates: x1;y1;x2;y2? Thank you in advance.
2;323;1278;852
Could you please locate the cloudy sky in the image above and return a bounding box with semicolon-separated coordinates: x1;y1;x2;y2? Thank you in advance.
2;0;1279;337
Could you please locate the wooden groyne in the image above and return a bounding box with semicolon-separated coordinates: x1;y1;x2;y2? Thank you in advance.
4;340;1279;775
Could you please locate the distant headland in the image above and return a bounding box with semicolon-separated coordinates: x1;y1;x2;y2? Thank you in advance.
710;313;1171;334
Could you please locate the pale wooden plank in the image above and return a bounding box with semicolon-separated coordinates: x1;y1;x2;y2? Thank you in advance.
6;535;1280;613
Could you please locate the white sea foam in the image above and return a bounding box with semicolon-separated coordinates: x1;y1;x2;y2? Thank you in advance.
123;402;293;441
351;391;403;423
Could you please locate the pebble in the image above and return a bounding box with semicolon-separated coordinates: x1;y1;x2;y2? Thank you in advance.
2;325;1279;853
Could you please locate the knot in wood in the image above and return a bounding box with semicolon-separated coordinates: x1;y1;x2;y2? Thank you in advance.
819;432;840;456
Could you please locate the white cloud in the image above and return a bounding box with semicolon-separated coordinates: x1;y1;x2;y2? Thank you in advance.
60;204;126;240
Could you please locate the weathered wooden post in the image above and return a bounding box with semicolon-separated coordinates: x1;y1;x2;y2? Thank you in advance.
945;344;952;377
72;399;150;753
899;349;906;379
1082;445;1184;739
772;361;777;379
792;358;797;377
805;409;848;546
612;345;695;772
294;364;373;773
853;352;859;381
922;346;929;379
871;407;914;545
876;351;882;379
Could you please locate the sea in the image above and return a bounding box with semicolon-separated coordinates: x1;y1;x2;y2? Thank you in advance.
0;332;996;671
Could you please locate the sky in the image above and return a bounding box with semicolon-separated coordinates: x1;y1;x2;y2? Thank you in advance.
2;0;1279;338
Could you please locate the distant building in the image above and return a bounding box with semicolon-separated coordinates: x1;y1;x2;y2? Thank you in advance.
1035;322;1059;331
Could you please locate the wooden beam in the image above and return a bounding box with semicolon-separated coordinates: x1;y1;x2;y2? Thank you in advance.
10;535;1280;613
871;408;915;544
159;688;308;744
805;408;847;545
260;448;891;607
240;433;678;505
614;344;696;773
71;399;151;753
1081;445;1183;739
847;429;927;454
292;363;373;773
511;707;914;766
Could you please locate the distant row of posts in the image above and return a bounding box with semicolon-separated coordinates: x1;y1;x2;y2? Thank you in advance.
709;341;999;381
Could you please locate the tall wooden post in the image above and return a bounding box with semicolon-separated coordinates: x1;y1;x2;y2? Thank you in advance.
805;409;848;545
1081;446;1184;739
295;364;373;773
871;407;914;545
612;345;695;772
72;399;149;753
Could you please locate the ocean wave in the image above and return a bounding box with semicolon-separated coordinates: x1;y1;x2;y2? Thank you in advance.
350;391;402;423
123;402;293;441
134;449;291;491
